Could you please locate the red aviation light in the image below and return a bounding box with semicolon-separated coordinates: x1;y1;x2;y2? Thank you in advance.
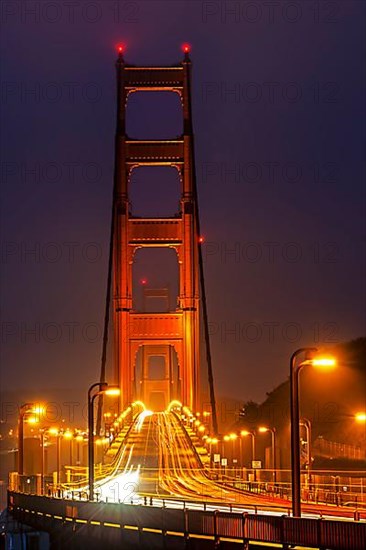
182;43;191;54
116;44;125;55
141;278;147;285
198;236;204;244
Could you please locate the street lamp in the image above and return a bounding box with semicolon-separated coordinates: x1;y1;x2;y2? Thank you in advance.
48;428;64;487
240;430;256;481
18;403;44;476
88;382;120;500
258;426;277;483
208;437;219;468
229;433;238;469
290;347;336;517
300;418;312;487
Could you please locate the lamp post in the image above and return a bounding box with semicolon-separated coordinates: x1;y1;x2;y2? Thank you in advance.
229;433;238;468
18;403;34;476
240;430;256;481
300;418;312;487
48;428;63;486
88;382;120;501
258;426;277;483
209;437;218;468
39;428;46;495
290;347;336;517
240;430;256;463
17;403;43;477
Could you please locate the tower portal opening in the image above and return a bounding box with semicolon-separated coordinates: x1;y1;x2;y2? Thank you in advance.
132;247;179;313
129;166;181;218
126;91;183;139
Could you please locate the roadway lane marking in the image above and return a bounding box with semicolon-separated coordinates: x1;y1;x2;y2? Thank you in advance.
75;519;87;524
54;515;63;520
90;520;101;525
104;522;121;528
124;525;138;530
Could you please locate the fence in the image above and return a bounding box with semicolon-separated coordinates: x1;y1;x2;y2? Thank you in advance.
7;491;366;550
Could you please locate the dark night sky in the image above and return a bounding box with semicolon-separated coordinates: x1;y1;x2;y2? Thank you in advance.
1;1;365;405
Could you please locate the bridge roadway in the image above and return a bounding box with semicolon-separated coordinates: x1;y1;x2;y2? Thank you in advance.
97;411;267;506
92;411;363;520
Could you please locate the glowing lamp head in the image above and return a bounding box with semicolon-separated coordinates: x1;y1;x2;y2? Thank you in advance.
355;412;366;423
63;430;73;439
240;430;250;437
198;425;205;433
211;438;218;445
258;426;269;433
182;43;191;55
312;357;337;370
104;387;121;397
229;433;238;440
49;428;59;436
26;416;38;425
32;405;45;416
223;435;230;442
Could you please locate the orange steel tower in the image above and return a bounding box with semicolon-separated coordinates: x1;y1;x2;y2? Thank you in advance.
112;47;201;413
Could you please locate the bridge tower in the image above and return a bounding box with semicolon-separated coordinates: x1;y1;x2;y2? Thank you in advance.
112;47;200;412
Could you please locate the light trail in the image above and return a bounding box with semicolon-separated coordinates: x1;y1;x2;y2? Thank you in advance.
63;410;364;520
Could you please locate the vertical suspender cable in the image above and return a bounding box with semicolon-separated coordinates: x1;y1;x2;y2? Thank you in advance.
96;53;123;435
95;198;115;435
185;54;218;435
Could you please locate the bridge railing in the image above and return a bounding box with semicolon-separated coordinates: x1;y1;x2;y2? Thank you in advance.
7;491;366;550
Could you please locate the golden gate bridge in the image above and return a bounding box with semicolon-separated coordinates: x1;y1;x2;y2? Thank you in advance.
5;46;366;549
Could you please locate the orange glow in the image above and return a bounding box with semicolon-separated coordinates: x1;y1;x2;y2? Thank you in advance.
48;427;59;436
104;387;121;396
355;412;366;423
223;435;230;442
75;435;84;442
240;430;250;437
258;426;269;433
198;425;205;433
312;357;337;369
229;433;237;440
194;420;200;427
26;416;38;425
63;430;73;439
211;438;218;445
31;404;45;416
